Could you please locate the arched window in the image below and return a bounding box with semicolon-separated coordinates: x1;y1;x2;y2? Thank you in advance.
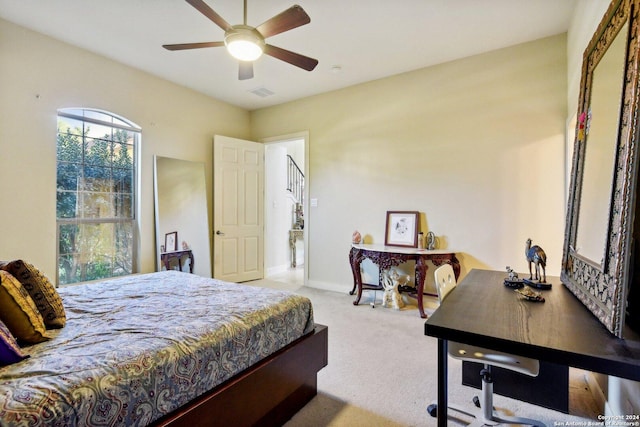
56;108;140;285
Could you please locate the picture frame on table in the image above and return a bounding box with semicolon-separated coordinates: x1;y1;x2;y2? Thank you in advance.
165;231;178;252
385;211;419;247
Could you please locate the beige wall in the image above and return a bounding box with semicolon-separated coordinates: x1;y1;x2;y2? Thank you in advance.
252;34;568;291
0;18;250;280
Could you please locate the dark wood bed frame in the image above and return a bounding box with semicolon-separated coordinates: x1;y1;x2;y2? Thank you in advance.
152;324;328;427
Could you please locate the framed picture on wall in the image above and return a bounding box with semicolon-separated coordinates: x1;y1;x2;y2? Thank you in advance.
385;211;419;247
165;232;178;252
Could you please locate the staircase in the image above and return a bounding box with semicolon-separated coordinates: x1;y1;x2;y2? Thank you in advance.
286;155;304;205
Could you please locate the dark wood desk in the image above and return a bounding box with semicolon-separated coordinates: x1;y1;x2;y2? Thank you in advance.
424;269;640;426
349;244;460;318
161;250;194;273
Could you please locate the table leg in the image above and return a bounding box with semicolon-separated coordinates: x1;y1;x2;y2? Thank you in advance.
349;247;364;304
437;339;448;426
290;234;297;268
416;256;428;318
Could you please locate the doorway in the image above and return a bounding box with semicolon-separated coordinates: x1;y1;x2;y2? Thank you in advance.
263;133;307;287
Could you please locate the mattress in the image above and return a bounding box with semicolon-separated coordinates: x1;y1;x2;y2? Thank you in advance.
0;271;314;426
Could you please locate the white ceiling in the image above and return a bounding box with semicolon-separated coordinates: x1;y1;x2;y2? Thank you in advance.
0;0;577;111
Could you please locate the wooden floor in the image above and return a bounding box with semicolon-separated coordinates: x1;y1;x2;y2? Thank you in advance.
570;368;604;419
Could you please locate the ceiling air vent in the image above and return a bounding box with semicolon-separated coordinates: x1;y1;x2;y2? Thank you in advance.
249;87;275;98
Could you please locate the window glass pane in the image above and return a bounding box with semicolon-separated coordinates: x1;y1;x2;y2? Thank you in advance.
57;133;83;162
115;193;133;218
80;191;114;218
57;162;80;191
57;117;84;137
85;122;113;140
57;221;133;285
113;141;134;168
80;165;112;191
113;167;133;193
56;191;78;218
84;138;113;167
114;221;134;275
112;116;132;128
83;110;109;122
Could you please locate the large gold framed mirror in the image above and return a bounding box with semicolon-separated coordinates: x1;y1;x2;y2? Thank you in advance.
562;0;640;337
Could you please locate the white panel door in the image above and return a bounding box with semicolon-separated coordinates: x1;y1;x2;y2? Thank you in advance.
213;135;264;282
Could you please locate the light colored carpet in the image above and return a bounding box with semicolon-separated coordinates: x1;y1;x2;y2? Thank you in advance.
250;271;601;426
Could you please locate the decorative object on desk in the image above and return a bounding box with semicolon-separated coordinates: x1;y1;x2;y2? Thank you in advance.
515;286;545;302
426;231;437;250
384;211;419;247
352;230;362;244
417;232;424;249
160;245;165;253
504;266;524;288
165;232;177;252
525;238;547;283
381;268;408;310
182;241;189;250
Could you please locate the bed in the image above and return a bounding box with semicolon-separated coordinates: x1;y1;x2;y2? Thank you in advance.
0;269;328;427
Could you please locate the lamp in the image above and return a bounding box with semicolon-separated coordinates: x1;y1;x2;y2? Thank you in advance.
225;25;265;61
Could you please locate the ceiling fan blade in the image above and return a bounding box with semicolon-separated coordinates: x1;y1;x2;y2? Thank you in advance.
264;44;318;71
163;41;224;51
186;0;232;31
239;61;254;80
256;5;311;38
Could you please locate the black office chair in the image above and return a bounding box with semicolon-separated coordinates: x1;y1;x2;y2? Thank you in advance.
427;264;546;426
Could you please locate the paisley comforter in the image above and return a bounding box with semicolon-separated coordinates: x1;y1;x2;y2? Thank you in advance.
0;271;314;426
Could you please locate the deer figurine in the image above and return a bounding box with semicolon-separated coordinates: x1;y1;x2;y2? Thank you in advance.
525;238;547;283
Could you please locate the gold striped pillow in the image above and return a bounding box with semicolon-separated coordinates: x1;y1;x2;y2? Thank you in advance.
0;271;49;344
0;260;66;329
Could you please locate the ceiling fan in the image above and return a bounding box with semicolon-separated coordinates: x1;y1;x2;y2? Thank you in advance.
163;0;319;80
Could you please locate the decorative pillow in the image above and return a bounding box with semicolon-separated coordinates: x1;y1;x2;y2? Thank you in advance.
0;271;49;344
0;319;28;366
0;260;66;328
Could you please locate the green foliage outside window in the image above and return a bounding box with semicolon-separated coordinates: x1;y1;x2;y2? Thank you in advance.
56;109;138;285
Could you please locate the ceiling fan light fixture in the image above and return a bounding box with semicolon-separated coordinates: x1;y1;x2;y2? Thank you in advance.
225;25;265;61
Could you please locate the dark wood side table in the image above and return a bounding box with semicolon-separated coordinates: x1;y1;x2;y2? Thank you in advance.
161;250;194;273
348;243;460;318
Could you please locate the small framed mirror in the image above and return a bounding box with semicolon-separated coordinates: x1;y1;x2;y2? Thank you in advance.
562;0;640;337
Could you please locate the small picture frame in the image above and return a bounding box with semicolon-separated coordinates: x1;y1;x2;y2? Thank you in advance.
385;211;419;247
165;231;178;252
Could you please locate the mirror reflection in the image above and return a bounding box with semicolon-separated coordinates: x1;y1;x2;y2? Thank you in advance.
575;23;628;265
154;156;211;277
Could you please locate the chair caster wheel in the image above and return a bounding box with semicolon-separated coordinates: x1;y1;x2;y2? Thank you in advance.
473;396;481;408
427;404;437;417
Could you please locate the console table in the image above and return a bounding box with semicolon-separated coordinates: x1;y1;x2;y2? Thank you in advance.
349;243;460;318
289;229;303;268
161;249;194;273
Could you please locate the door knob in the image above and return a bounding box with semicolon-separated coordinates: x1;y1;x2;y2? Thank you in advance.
216;230;225;236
